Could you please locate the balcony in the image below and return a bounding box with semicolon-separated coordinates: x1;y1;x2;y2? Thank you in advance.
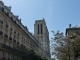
0;43;22;54
9;37;12;41
0;7;22;30
4;34;8;38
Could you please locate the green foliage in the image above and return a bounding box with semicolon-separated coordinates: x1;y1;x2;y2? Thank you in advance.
21;49;48;60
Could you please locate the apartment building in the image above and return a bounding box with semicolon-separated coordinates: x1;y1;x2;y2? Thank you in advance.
0;1;51;60
66;24;80;36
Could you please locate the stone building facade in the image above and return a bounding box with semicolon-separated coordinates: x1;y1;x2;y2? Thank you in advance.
34;19;51;60
0;1;51;60
66;24;80;36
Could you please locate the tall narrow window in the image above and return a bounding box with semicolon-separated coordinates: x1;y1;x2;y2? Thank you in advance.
2;7;4;12
38;24;39;34
6;22;8;28
41;24;43;34
6;12;9;17
11;17;13;20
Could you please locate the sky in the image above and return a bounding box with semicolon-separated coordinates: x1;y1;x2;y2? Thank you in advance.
1;0;80;59
2;0;80;39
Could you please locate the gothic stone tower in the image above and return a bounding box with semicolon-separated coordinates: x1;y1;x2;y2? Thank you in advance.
34;18;50;57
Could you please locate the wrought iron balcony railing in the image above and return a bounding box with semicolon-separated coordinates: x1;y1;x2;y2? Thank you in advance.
0;43;23;54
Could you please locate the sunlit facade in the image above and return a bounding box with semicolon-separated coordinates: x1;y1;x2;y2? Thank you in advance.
0;1;51;60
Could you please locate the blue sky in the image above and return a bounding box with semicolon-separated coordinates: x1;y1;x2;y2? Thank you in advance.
2;0;80;59
2;0;80;39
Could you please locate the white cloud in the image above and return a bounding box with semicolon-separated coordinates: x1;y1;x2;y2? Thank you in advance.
48;6;53;15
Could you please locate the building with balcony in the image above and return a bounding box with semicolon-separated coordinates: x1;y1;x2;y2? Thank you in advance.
0;1;51;60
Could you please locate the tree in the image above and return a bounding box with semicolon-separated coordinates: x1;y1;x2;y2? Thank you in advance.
51;31;80;60
51;30;67;60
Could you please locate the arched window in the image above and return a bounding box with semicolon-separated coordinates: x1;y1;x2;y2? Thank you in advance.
41;24;43;34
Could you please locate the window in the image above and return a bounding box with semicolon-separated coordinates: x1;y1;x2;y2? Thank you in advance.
13;39;16;42
0;20;3;24
17;41;19;44
14;31;16;34
10;28;12;31
0;17;3;24
38;24;39;34
6;22;8;28
13;36;16;42
9;33;12;40
2;7;4;12
22;37;23;39
6;12;9;17
9;37;12;40
18;33;19;36
4;34;8;38
26;40;27;42
41;24;43;34
0;27;3;35
11;17;13;20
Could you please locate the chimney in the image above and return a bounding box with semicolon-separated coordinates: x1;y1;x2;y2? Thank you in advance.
69;24;71;28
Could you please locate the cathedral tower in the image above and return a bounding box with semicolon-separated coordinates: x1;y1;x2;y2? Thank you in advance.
34;18;50;57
